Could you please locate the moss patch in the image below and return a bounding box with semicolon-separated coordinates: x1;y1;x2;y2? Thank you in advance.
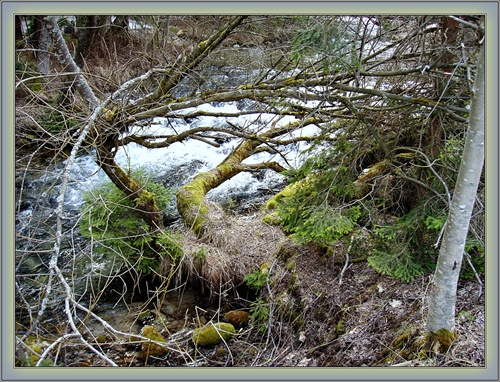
192;322;235;347
425;328;458;354
176;171;218;236
140;325;168;358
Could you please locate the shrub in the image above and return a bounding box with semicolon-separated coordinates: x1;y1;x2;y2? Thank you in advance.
244;267;269;292
274;147;362;247
79;170;182;275
367;204;440;282
249;298;270;334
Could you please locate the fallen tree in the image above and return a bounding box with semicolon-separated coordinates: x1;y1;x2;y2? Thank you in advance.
176;117;320;238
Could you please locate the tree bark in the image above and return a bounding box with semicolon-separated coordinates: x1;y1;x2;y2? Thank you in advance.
75;16;99;66
32;16;51;74
42;16;99;109
426;43;484;336
15;15;24;42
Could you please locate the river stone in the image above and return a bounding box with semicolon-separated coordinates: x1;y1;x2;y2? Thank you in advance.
192;322;235;347
223;310;250;327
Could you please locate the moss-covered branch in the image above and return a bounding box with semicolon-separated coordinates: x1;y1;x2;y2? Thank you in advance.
96;150;164;231
128;16;247;112
177;117;320;237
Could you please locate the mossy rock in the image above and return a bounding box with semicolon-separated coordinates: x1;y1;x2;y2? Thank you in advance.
140;325;168;357
192;322;235;347
16;337;53;366
223;310;250;327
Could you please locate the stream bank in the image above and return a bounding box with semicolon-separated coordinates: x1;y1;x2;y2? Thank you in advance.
15;198;485;367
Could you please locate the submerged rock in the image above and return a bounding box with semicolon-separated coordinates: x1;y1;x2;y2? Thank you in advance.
192;322;235;347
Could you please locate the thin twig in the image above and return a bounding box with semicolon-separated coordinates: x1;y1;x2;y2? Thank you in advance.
463;251;483;298
339;236;354;285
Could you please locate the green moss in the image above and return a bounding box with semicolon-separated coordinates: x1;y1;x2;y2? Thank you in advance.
134;189;158;210
216;163;235;177
259;261;272;274
457;310;475;322
264;199;278;210
195;247;207;260
95;335;108;343
425;328;457;354
192;322;235;347
141;325;168;357
392;327;415;348
336;320;346;335
198;39;209;50
16;337;53;367
380;327;424;364
237;84;253;90
262;212;281;225
263;176;314;211
176;171;220;235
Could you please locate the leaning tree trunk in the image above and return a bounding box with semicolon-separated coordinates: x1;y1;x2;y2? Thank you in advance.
96;150;165;231
43;16;165;234
425;43;484;349
177;117;319;238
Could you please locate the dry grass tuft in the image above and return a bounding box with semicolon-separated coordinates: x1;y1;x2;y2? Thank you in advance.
176;204;288;299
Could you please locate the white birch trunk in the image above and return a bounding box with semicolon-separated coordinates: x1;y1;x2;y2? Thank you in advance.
426;43;485;334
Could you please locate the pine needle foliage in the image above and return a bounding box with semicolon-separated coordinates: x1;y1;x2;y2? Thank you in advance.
276;145;362;246
79;170;182;275
368;203;439;282
272;134;484;282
